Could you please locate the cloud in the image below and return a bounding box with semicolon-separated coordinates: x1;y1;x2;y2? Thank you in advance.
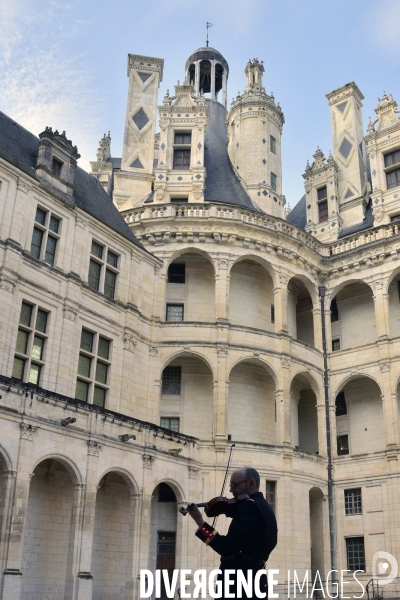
367;0;400;60
0;0;105;171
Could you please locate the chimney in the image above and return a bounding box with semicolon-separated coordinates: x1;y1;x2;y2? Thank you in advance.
36;127;80;202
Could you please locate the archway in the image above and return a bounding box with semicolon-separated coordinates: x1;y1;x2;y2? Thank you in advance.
387;271;400;338
92;472;132;600
335;376;384;455
166;252;215;323
21;458;75;600
229;259;275;331
288;277;315;346
330;281;375;350
0;450;9;573
309;487;326;578
228;359;276;444
290;374;319;454
161;353;214;439
150;483;178;599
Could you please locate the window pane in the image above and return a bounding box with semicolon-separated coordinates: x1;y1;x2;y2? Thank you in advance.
49;216;60;233
271;173;277;191
104;269;116;299
266;481;276;513
317;187;327;201
387;168;400;190
95;361;108;384
270;136;276;154
36;309;48;333
88;260;101;291
81;329;94;352
332;338;341;351
98;337;110;359
31;336;44;360
173;149;191;169
162;366;182;395
16;329;29;354
107;250;118;268
31;227;43;259
318;200;328;222
168;263;185;283
91;241;103;259
76;379;89;402
174;132;191;145
78;354;92;378
93;386;106;407
346;537;365;571
337;435;349;455
20;302;33;327
160;417;179;432
12;356;25;379
28;363;41;385
45;235;57;266
166;304;184;321
335;392;347;416
52;158;62;177
35;207;47;225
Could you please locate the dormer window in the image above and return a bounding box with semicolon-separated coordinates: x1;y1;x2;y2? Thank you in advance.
173;132;191;170
384;149;400;190
317;186;328;222
52;157;63;178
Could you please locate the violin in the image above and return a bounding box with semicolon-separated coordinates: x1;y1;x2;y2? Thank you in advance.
179;493;250;518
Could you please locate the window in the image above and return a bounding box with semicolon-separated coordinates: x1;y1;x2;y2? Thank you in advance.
51;157;63;178
390;214;400;223
166;304;184;322
346;537;365;571
12;301;49;385
30;206;61;267
337;434;349;456
335;391;347;416
330;298;339;322
332;338;341;351
75;328;111;407
271;304;275;324
270;136;276;154
88;240;119;299
345;489;362;515
270;172;277;192
162;366;181;395
170;197;188;203
158;484;177;503
317;187;328;223
168;263;185;283
161;417;180;432
385;149;400;190
173;132;191;170
266;481;276;513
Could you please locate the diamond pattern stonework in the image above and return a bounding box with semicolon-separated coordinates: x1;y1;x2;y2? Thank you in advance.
339;138;352;159
132;109;150;130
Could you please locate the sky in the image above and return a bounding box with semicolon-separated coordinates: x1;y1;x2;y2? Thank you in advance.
1;0;399;207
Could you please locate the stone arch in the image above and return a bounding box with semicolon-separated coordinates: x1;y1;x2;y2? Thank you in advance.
328;277;374;302
92;470;134;600
227;358;277;445
96;467;139;495
161;349;215;379
164;247;215;273
164;248;216;323
289;273;318;305
229;257;276;332
229;254;277;287
288;276;315;346
309;487;326;578
30;452;82;485
21;457;77;600
160;351;214;439
290;372;319;454
328;279;375;350
0;444;13;472
386;267;400;338
290;369;322;397
153;478;185;504
333;375;384;456
227;356;279;389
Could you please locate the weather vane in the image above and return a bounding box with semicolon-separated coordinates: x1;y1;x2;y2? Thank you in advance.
206;22;213;47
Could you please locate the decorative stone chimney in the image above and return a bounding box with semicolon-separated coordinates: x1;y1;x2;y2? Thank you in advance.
36;127;80;203
90;132;113;196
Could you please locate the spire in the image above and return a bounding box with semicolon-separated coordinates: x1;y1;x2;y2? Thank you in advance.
206;22;213;47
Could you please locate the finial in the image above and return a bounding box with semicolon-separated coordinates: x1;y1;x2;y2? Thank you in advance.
367;117;374;133
206;22;213;47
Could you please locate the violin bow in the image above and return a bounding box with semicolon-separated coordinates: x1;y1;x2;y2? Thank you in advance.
212;443;235;528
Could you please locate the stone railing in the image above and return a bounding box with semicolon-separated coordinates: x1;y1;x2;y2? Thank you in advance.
328;221;400;256
122;202;326;255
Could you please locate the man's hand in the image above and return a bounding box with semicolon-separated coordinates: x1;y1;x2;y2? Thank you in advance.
184;504;205;527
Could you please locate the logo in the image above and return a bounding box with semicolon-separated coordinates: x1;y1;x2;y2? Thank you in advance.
372;552;398;586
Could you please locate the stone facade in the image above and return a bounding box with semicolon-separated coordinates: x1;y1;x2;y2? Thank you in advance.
1;46;400;600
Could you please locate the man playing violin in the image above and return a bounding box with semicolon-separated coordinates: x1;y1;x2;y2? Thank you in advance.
183;466;277;599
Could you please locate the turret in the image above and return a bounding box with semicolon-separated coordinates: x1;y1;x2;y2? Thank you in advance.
227;59;285;218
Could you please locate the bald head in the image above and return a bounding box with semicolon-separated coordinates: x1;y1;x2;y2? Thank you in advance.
229;466;260;497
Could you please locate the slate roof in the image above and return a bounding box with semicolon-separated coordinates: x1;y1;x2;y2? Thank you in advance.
338;198;374;238
286;194;307;229
204;100;256;210
0;111;143;249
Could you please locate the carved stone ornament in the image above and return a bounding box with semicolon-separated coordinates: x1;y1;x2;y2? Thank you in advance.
218;259;229;270
217;346;228;357
188;466;200;479
87;440;102;456
143;454;154;469
124;333;138;353
63;307;77;321
380;363;390;373
20;422;39;440
281;356;291;369
0;277;15;294
149;346;158;357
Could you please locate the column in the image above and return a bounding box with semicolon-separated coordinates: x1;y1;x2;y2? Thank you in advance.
379;364;400;451
373;279;390;339
195;62;200;96
129;492;143;599
316;404;328;456
211;61;216;100
213;356;229;446
221;70;227;108
312;304;323;351
214;260;230;322
274;285;288;334
276;360;292;447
